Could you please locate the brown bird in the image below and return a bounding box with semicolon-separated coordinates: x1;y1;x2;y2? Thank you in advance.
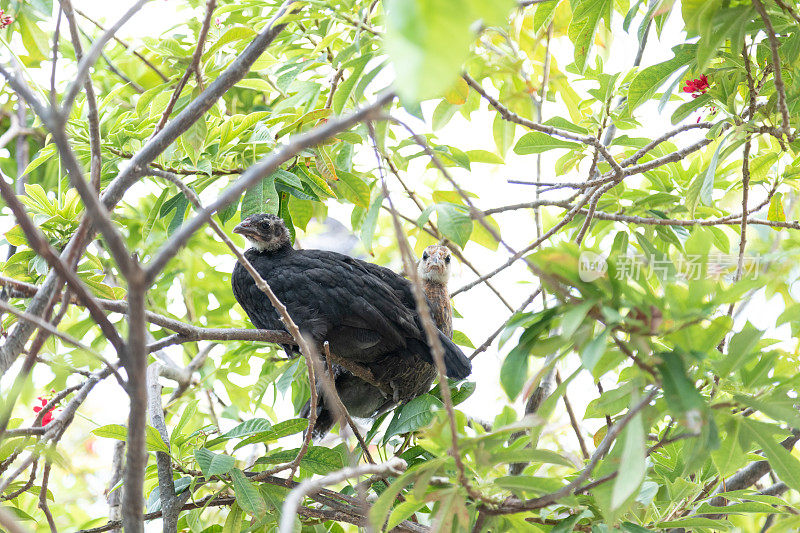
302;245;459;436
418;245;453;339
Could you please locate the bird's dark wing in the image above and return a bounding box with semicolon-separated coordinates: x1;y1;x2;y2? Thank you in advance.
235;249;425;360
339;255;417;308
231;260;284;331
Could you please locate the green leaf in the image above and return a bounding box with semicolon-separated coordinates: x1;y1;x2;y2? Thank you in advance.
628;45;696;111
231;468;267;517
171;402;197;444
452;330;474;349
745;421;800;494
436;203;472;248
687;133;729;216
465;149;504;164
21;144;57;177
257;446;344;475
658;352;705;415
711;418;744;477
500;341;530;401
194;448;236;477
443;77;469;104
333;55;371;114
232;419;310;451
361;193;384;254
207;418;272;447
695;501;786;515
241;175;279;218
387;500;428;531
490;448;574;468
513;132;580;155
384;0;515;101
384;394;443;442
336;171;371;208
658;517;732;529
768;192;786;223
581;327;608;373
180;115;207;167
370;461;443;529
493;113;516;154
205;26;257;57
715;322;761;376
671;92;712;124
91;424;170;454
611;409;645;509
568;0;612;73
234;78;273;92
750;153;779;183
561;301;593;338
143;189;169;243
4;226;27;247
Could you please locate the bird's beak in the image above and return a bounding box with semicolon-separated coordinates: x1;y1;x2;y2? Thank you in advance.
233;220;254;237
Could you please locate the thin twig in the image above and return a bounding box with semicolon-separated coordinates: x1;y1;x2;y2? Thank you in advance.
279;459;406;533
752;0;792;137
150;0;217;137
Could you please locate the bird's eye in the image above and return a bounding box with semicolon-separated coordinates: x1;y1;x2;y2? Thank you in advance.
422;253;429;260
445;255;451;263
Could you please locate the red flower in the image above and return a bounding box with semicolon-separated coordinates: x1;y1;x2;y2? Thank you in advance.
0;9;13;28
682;75;710;98
32;397;55;426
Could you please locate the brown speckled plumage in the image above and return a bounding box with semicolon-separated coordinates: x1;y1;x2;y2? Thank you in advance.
230;215;469;437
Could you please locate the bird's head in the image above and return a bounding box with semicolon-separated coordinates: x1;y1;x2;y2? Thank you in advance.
233;213;290;252
418;245;451;284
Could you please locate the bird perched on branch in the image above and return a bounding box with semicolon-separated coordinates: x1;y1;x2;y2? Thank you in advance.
305;245;458;436
359;244;457;417
231;214;470;435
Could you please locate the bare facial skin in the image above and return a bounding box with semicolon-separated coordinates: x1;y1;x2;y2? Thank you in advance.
233;213;291;252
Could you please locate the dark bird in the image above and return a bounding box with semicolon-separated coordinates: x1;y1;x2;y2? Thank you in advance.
230;214;471;435
305;245;458;436
348;244;458;428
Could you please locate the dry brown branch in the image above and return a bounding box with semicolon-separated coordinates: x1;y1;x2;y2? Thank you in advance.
488;388;659;514
0;173;127;357
74;8;168;81
371;121;486;505
279;457;407;533
463;73;624;178
151;0;217;137
752;0;792;137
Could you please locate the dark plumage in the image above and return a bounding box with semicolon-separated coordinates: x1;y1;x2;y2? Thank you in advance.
230;214;471;435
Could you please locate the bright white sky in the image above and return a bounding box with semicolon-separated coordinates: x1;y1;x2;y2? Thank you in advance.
2;1;793;526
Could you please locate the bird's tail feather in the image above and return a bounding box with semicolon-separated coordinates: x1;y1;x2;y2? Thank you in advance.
300;399;334;439
413;332;472;379
438;331;472;379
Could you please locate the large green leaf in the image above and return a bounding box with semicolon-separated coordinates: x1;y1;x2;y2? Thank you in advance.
241;175;280;218
231;468;267;517
568;0;613;73
436;203;472;248
513;132;580;155
628;45;696;111
745;420;800;493
194;448;236;477
257;446;344;475
91;424;170;454
384;0;515;101
384;394;443;442
611;410;645;509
